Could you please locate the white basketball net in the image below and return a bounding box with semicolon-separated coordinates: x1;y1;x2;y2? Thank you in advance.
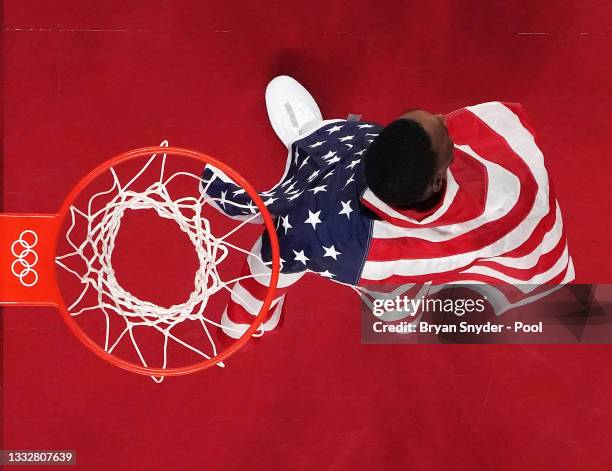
55;142;271;382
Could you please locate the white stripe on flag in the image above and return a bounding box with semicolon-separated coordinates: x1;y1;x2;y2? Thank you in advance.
220;297;285;339
230;281;283;316
484;204;563;269
462;244;571;289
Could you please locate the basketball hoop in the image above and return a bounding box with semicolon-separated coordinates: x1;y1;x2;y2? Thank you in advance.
0;144;280;381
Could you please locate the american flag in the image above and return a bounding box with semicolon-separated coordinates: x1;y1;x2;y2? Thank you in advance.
203;102;574;337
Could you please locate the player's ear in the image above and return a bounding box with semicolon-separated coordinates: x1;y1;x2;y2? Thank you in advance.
432;172;444;193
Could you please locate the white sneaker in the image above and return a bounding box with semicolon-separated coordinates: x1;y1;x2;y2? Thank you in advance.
265;75;323;147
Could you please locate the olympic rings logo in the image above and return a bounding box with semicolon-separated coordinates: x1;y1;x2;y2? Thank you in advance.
11;230;39;287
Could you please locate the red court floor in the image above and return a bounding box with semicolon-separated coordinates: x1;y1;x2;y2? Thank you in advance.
2;2;612;470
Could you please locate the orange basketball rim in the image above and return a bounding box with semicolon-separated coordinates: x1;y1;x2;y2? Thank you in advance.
0;146;281;378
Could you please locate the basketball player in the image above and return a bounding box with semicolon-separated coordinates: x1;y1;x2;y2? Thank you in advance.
203;76;573;339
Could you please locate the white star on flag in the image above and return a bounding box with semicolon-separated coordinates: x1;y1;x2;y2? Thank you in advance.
319;270;335;278
264;196;278;205
285;181;297;193
280;215;292;234
346;159;360;170
220;190;227;208
322;170;334;180
304;210;323;230
326;125;343;134
321;150;337;160
345;144;353;150
308;184;327;195
322;244;342;260
327;156;341;166
309;141;325;148
232;188;246;196
293;249;309;265
338;135;354;142
355;149;366;156
280;177;294;188
287;191;303;201
357;124;374;129
307;170;320;182
339;200;353;219
298;156;310;169
343;173;356;189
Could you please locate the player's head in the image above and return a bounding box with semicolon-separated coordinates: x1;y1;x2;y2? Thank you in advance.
364;110;454;208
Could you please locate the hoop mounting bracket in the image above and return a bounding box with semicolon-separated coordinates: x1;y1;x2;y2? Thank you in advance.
0;213;61;306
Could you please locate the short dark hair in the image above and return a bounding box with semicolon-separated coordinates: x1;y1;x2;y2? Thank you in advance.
364;118;437;208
